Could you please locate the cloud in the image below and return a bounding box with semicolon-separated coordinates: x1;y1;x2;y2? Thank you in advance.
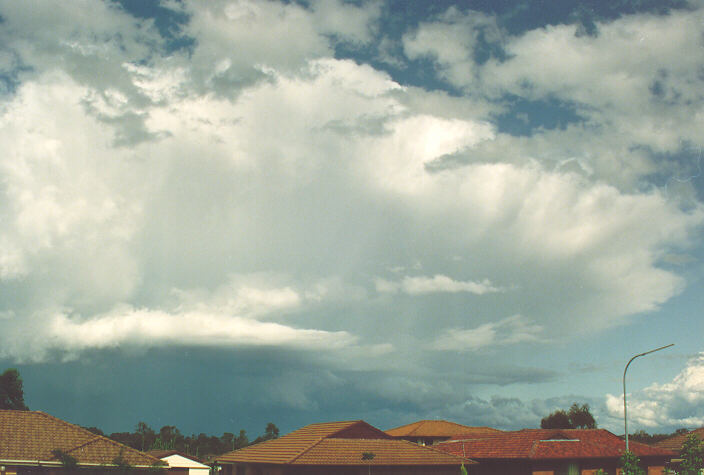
0;1;702;427
49;308;354;354
375;274;502;295
398;5;704;197
431;315;543;352
606;353;704;430
0;276;356;362
402;7;501;88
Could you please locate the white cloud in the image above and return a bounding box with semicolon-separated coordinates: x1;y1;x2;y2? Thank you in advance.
0;1;702;383
173;0;379;92
0;276;356;362
402;7;500;88
375;274;502;295
309;0;382;45
482;8;704;152
431;315;543;351
606;353;704;430
49;307;354;353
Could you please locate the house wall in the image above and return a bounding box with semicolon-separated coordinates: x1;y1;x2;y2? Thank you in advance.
286;466;463;475
468;457;667;475
161;454;210;475
466;460;528;475
222;464;463;475
6;467;169;475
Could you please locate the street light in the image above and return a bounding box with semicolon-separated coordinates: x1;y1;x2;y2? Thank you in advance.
623;343;674;452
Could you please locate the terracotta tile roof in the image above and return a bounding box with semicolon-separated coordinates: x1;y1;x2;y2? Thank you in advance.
655;428;704;452
217;420;472;467
436;429;676;461
0;410;160;468
385;420;502;438
292;438;473;465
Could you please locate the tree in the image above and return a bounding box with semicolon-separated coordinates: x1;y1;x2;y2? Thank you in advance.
235;429;249;449
136;422;156;452
541;409;572;429
251;423;280;445
51;449;78;469
677;434;704;475
619;451;645;475
0;368;29;410
83;426;105;436
540;403;596;429
567;403;596;429
264;422;279;440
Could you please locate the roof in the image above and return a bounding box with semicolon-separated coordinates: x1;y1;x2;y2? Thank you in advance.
436;429;676;461
0;410;160;468
217;420;472;467
655;428;704;452
385;420;502;439
147;450;210;468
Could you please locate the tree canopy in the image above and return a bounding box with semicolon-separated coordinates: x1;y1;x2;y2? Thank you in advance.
0;368;29;410
677;433;704;475
106;421;272;459
540;403;596;429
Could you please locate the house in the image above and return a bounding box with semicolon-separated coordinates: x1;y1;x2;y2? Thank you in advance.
0;409;163;474
385;420;503;446
654;427;704;452
148;450;210;475
653;427;704;471
215;420;474;475
434;428;675;475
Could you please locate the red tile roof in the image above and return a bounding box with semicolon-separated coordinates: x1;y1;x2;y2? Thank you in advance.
385;420;502;438
436;429;676;461
655;428;704;452
0;410;160;468
217;420;472;466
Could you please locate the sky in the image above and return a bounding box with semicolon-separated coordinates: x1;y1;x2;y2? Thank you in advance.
1;0;704;440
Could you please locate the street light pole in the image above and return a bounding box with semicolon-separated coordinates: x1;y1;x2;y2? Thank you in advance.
623;343;674;452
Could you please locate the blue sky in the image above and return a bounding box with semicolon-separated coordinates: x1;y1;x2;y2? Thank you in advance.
1;0;704;439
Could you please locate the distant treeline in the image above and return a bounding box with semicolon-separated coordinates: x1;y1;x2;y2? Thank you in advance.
628;428;690;445
84;421;280;460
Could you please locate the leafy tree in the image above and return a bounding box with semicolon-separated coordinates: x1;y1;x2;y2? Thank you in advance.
541;409;572;429
136;422;156;452
264;422;279;440
568;403;596;429
251;422;280;445
235;429;249;449
0;368;29;410
112;448;133;475
677;433;704;475
108;422;255;456
619;451;645;475
222;432;235;451
628;428;691;445
540;403;596;429
83;426;106;436
51;449;78;469
151;425;183;451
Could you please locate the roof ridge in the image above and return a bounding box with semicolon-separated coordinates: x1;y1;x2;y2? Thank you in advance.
327;420;364;435
286;436;326;464
63;435;105;455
